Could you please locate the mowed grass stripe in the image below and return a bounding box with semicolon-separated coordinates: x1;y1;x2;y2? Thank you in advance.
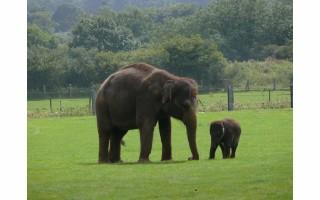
28;109;292;199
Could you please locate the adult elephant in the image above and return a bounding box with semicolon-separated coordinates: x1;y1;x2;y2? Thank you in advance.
96;63;199;163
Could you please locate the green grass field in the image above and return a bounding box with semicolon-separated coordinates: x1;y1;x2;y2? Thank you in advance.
28;109;292;199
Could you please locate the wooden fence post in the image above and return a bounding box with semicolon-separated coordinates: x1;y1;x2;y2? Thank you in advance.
89;96;92;113
49;98;52;112
245;80;250;91
68;84;72;98
227;84;234;111
91;86;96;115
290;84;293;108
43;85;46;97
268;90;271;102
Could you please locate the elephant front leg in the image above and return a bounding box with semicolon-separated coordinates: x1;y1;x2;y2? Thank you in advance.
138;121;156;162
159;116;172;161
209;143;218;159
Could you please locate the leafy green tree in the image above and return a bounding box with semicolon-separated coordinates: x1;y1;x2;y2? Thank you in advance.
161;35;227;87
70;16;138;51
27;24;57;48
28;0;79;13
151;3;198;23
202;0;266;60
193;0;292;61
94;51;126;82
52;4;85;32
27;45;68;90
116;7;153;43
64;48;99;87
27;11;56;33
26;0;293;91
258;40;293;61
262;1;293;45
95;46;169;72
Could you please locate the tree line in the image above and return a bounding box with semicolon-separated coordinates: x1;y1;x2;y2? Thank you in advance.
28;0;293;91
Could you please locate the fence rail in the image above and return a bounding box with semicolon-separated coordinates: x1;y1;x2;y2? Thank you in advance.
27;87;293;118
27;87;95;100
28;87;291;99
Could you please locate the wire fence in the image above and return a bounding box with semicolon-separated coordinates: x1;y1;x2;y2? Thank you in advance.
27;87;94;100
27;86;292;118
197;89;291;112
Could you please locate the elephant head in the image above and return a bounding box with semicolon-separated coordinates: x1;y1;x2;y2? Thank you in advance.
145;71;199;160
164;78;198;160
210;121;225;144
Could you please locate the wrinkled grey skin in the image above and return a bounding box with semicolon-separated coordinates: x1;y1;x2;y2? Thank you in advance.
209;119;241;159
96;63;199;163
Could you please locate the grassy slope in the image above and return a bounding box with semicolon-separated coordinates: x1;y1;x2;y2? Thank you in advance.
28;109;292;199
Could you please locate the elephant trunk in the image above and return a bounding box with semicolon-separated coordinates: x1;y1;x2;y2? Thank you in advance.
183;110;199;160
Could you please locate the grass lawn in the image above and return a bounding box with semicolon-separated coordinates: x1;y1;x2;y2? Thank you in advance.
28;109;292;199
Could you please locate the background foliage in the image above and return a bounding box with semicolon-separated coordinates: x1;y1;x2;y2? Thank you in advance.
27;0;292;91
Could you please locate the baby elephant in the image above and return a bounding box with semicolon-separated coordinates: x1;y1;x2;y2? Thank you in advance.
209;119;241;159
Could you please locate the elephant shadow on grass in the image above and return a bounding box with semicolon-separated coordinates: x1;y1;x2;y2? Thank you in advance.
79;160;187;166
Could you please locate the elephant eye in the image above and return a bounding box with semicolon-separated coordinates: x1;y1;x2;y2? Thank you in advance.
180;99;192;110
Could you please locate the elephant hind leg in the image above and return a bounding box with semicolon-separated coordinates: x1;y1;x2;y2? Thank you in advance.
97;125;111;163
109;128;127;163
219;144;226;159
96;109;112;163
231;142;239;158
221;144;231;159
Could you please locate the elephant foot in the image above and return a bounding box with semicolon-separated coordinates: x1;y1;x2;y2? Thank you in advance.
110;159;123;164
188;156;199;161
98;154;110;164
98;159;110;164
109;158;123;163
138;158;151;163
161;157;172;161
161;159;172;162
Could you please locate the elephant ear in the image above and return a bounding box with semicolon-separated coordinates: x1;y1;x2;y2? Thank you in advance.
142;71;175;103
213;122;225;140
162;80;175;104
